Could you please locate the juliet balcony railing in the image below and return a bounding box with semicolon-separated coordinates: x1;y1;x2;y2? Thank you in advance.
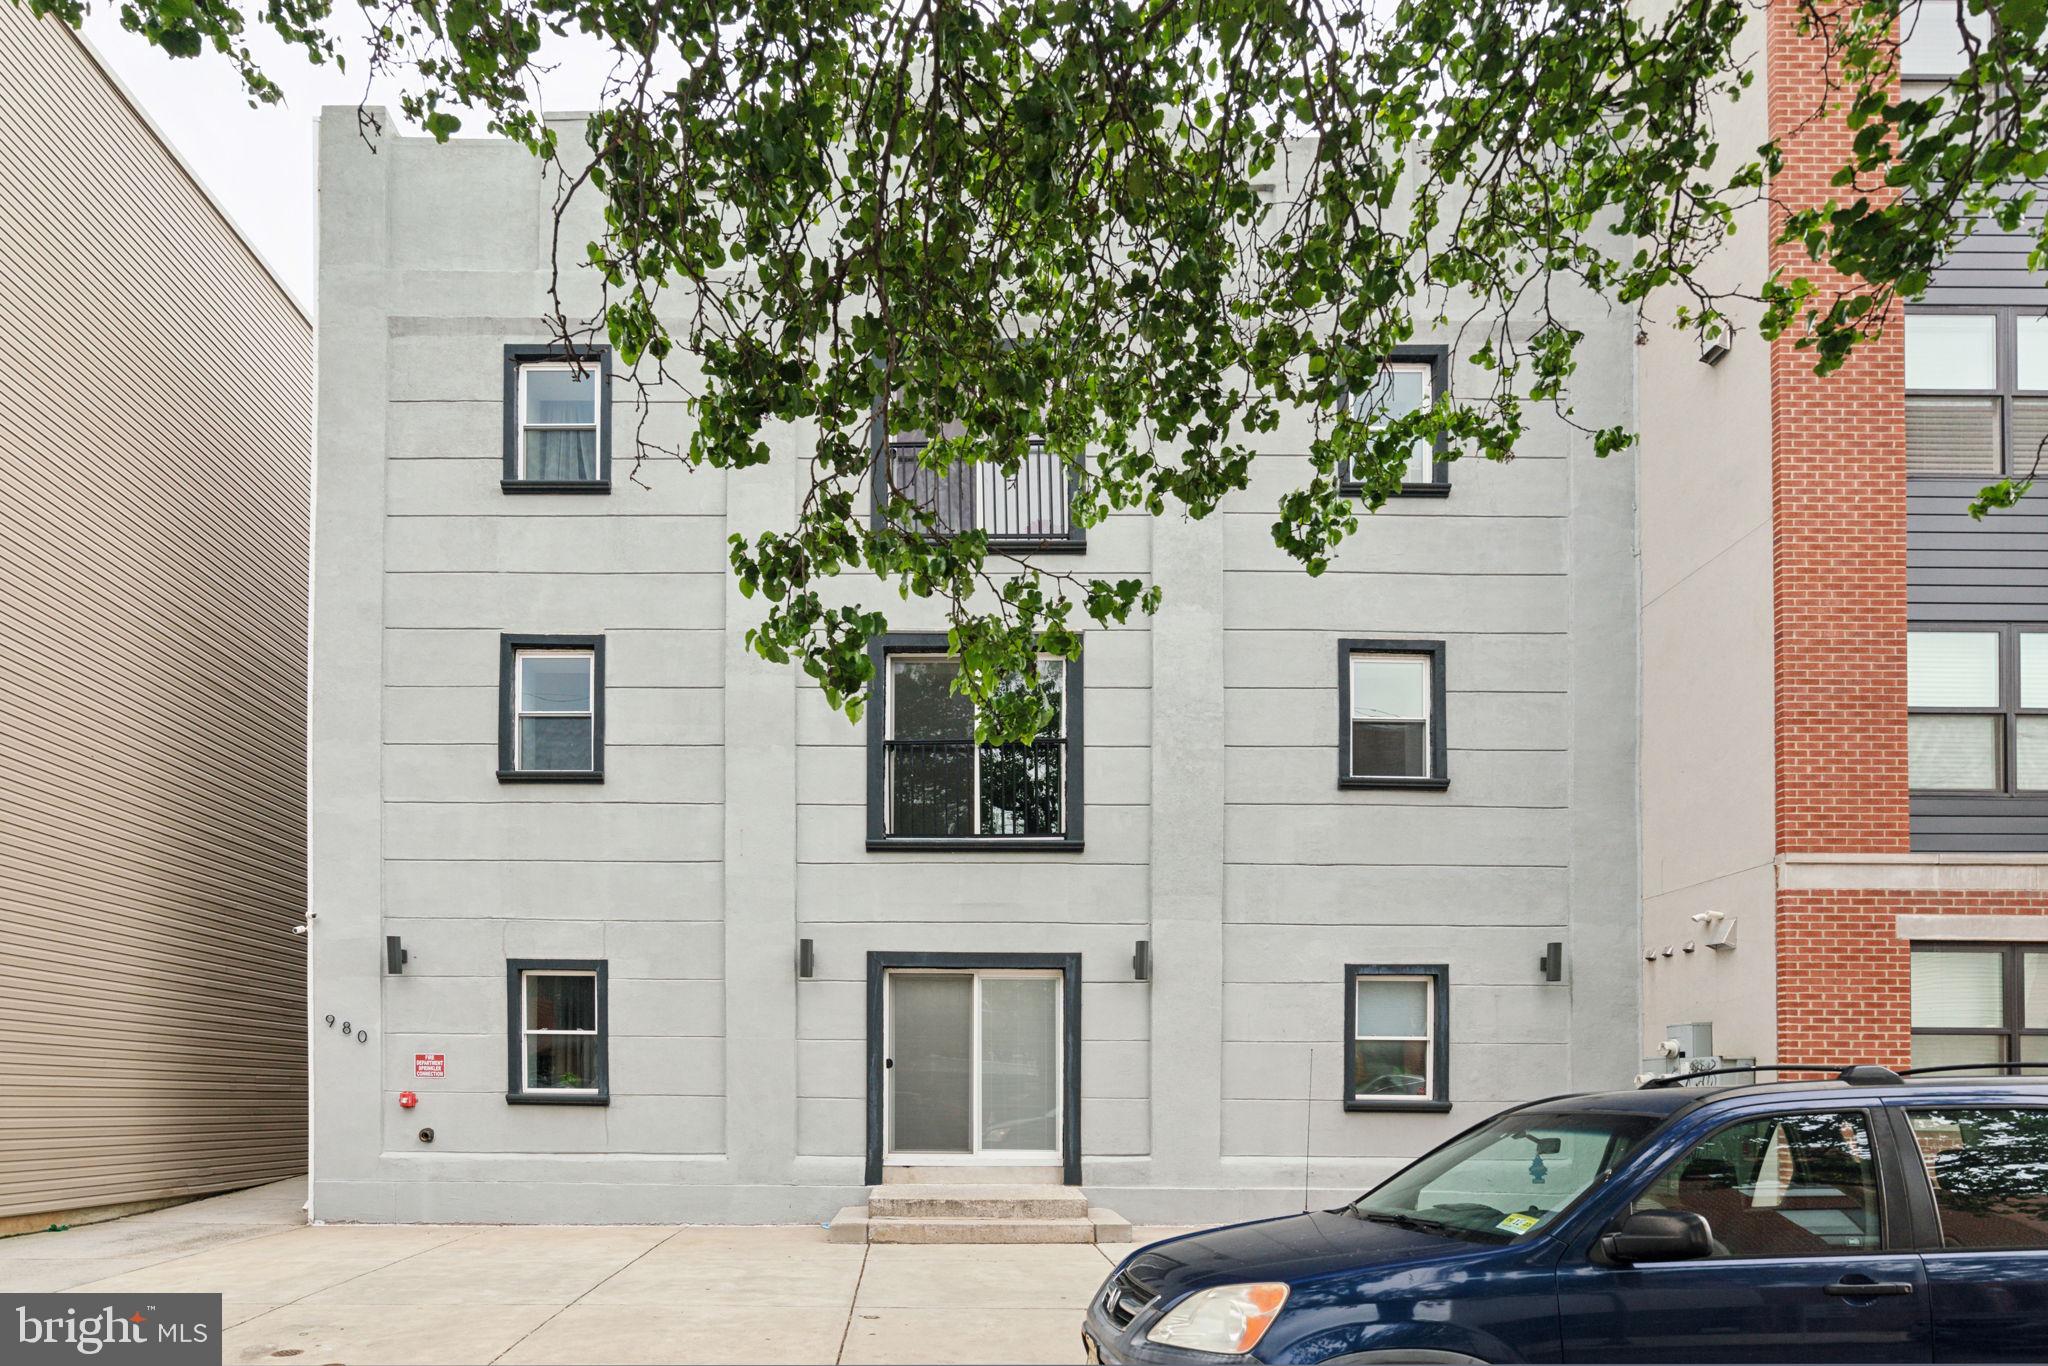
883;441;1082;550
884;737;1068;838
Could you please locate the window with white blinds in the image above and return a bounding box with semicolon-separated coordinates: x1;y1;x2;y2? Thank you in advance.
1908;627;2048;795
1912;944;2048;1070
1907;309;2048;477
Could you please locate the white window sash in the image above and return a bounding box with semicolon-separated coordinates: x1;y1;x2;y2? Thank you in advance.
1355;975;1436;1099
516;363;603;480
513;651;595;771
1349;360;1439;485
1350;654;1434;778
520;970;600;1094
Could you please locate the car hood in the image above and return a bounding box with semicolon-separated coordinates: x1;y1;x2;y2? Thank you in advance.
1121;1210;1476;1300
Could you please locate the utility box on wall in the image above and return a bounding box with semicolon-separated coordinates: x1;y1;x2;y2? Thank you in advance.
1666;1021;1715;1062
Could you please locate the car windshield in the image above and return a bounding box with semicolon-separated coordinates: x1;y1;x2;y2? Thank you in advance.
1349;1109;1658;1242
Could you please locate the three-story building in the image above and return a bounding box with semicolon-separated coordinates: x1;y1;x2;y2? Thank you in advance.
308;111;1641;1224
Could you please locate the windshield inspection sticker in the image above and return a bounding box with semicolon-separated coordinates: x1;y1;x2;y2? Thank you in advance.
1496;1213;1541;1234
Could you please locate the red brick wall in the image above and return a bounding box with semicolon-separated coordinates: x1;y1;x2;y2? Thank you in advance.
1767;3;1916;1061
1778;890;2048;1066
1766;0;1908;857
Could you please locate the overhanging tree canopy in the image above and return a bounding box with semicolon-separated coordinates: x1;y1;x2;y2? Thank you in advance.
29;0;2046;737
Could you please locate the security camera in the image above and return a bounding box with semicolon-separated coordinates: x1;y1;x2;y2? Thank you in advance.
1690;910;1725;924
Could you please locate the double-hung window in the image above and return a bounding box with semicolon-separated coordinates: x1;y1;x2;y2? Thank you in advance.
878;427;1084;551
866;634;1083;849
498;635;605;782
1911;943;2048;1069
1340;347;1450;497
503;344;611;490
506;960;608;1104
1338;639;1448;789
1907;626;2048;794
1905;310;2048;477
1345;964;1450;1110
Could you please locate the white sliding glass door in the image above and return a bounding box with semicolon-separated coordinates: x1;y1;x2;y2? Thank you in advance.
885;969;1063;1164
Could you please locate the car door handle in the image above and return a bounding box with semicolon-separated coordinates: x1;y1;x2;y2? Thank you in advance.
1824;1280;1915;1297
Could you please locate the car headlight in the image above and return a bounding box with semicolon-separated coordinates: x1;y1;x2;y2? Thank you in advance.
1143;1282;1289;1355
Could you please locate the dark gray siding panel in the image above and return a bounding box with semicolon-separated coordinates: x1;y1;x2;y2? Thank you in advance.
1921;207;2046;306
1907;485;2048;623
1911;795;2048;853
1907;483;2048;844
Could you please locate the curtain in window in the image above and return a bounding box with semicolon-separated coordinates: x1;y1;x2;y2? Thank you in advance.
525;429;597;481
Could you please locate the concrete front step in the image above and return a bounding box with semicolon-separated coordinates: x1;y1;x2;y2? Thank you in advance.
881;1164;1064;1185
868;1184;1090;1220
828;1204;1132;1245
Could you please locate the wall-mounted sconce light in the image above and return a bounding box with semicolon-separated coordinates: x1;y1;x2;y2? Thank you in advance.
385;935;408;975
797;938;815;980
1538;941;1564;983
1132;939;1151;982
1699;337;1730;366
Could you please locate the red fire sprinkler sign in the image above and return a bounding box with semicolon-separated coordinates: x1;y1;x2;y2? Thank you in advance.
413;1053;445;1079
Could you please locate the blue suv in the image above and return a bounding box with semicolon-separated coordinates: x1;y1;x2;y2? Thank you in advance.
1084;1066;2048;1364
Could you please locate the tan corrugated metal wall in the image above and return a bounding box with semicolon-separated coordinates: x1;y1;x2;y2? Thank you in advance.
0;9;311;1219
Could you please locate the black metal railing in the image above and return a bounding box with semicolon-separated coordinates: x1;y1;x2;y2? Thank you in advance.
886;737;1066;837
885;442;1076;545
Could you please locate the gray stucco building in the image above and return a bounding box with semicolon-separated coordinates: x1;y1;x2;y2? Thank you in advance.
307;111;1641;1225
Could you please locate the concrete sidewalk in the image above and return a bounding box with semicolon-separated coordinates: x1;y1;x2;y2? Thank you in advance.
0;1181;1204;1364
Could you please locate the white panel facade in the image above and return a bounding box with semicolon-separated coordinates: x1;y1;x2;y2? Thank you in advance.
309;112;1642;1223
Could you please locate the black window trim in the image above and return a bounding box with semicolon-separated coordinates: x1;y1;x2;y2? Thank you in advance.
863;951;1084;1185
1343;962;1452;1112
1907;622;2048;798
1337;344;1451;498
502;342;613;492
1338;638;1450;790
864;631;1085;852
1904;304;2048;479
1909;940;2048;1062
867;426;1088;554
505;958;610;1106
498;633;606;783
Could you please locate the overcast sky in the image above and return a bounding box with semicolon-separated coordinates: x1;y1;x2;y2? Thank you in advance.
79;10;630;313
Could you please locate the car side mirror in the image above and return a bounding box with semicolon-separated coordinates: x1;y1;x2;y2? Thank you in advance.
1601;1210;1712;1263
